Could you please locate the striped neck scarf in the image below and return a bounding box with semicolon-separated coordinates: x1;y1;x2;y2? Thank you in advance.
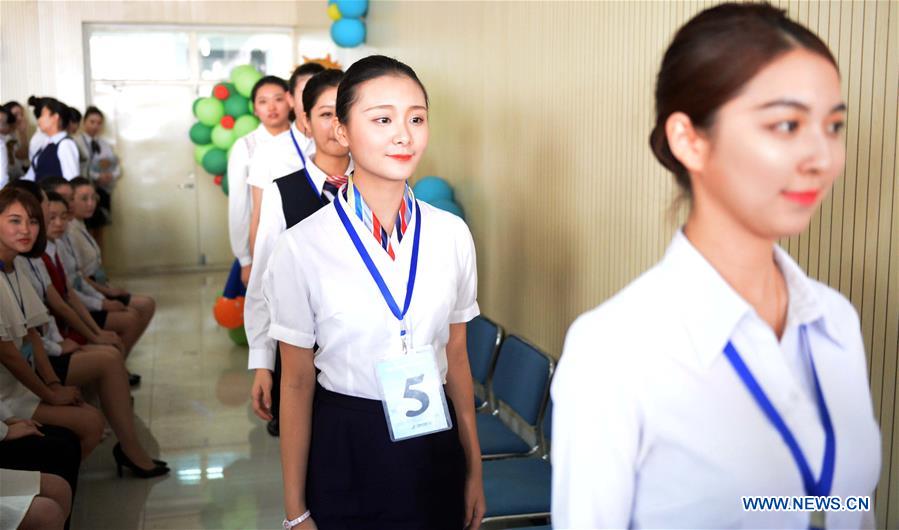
345;177;414;260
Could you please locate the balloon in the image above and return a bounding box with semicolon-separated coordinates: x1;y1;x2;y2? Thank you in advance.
230;65;263;98
192;97;203;117
201;148;228;175
233;115;259;138
220;115;235;129
331;18;366;48
214;175;223;186
224;93;249;118
336;0;368;18
213;83;230;100
327;3;342;20
194;144;214;165
189;122;212;145
221;172;229;196
412;176;454;203
195;97;225;127
432;198;465;220
211;124;236;150
228;325;248;346
213;295;244;329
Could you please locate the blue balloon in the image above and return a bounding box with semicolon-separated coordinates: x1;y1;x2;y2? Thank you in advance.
432;198;465;220
331;18;366;48
413;176;454;203
336;0;368;18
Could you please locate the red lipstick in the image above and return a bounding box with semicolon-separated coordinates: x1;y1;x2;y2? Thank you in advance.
782;190;819;206
388;154;413;162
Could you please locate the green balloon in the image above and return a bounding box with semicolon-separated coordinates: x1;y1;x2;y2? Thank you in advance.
248;99;254;114
189;122;213;145
231;65;263;98
192;97;203;117
233;115;259;138
194;144;214;165
201;148;228;175
224;93;249;118
211;125;236;150
227;325;247;346
221;172;230;196
195;97;225;127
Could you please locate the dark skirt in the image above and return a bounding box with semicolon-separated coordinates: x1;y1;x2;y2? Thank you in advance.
306;384;467;530
48;355;72;384
90;310;108;328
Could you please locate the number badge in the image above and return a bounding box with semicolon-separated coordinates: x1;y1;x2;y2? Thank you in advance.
375;347;452;442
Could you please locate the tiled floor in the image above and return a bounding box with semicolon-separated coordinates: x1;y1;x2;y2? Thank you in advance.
71;270;284;530
70;270;548;530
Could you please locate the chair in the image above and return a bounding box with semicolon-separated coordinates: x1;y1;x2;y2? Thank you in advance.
467;315;503;412
482;398;553;525
477;335;553;459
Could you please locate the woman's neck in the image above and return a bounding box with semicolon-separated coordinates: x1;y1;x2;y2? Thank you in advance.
353;169;407;236
683;198;788;337
45;126;61;137
264;122;289;136
312;151;350;179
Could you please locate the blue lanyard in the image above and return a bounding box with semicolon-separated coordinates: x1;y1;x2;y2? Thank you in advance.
724;325;835;529
1;266;27;320
333;195;421;337
288;128;324;206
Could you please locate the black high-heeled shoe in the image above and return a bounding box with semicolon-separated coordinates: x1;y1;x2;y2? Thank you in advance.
113;443;169;478
128;372;141;386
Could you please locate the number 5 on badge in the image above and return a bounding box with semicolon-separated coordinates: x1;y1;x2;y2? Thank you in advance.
376;348;452;442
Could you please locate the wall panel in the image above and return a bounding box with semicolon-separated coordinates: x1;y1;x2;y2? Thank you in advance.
370;1;898;525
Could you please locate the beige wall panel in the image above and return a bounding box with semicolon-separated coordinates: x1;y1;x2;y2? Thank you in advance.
369;0;898;524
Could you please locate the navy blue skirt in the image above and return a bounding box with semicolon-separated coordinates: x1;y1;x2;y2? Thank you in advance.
306;384;466;530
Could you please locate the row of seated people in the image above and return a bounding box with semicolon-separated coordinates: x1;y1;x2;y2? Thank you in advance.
0;177;161;530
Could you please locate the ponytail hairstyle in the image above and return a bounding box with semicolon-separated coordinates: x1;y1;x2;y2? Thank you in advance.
27;96;71;130
649;2;837;201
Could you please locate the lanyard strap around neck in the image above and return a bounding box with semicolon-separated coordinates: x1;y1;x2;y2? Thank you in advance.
26;259;46;299
288;128;323;205
2;267;26;319
724;325;836;503
333;195;421;324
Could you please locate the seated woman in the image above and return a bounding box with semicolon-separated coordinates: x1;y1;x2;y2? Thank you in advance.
1;413;71;530
67;177;154;335
0;187;104;459
0;187;166;477
40;179;144;364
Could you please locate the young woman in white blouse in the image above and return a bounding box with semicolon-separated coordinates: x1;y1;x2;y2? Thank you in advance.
23;97;80;183
265;56;485;530
551;4;880;529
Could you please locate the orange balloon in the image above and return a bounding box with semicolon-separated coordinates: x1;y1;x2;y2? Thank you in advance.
213;296;244;329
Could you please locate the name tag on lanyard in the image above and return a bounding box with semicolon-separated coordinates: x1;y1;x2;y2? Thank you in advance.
334;195;451;442
376;345;452;442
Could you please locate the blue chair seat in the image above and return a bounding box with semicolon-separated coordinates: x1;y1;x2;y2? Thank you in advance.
483;458;552;517
477;413;532;456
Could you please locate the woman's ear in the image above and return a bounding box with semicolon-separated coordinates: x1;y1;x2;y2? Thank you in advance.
666;112;710;176
334;118;349;149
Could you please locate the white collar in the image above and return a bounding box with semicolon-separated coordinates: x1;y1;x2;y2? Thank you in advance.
45;240;57;257
306;155;354;193
48;131;67;143
661;230;840;367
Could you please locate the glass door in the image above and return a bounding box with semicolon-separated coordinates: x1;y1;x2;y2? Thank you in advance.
86;25;293;273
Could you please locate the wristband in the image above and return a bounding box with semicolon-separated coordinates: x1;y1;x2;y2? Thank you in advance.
282;510;311;529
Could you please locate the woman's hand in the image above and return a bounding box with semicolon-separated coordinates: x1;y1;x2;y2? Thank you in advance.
94;330;125;352
4;421;43;441
464;472;486;529
45;385;82;406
